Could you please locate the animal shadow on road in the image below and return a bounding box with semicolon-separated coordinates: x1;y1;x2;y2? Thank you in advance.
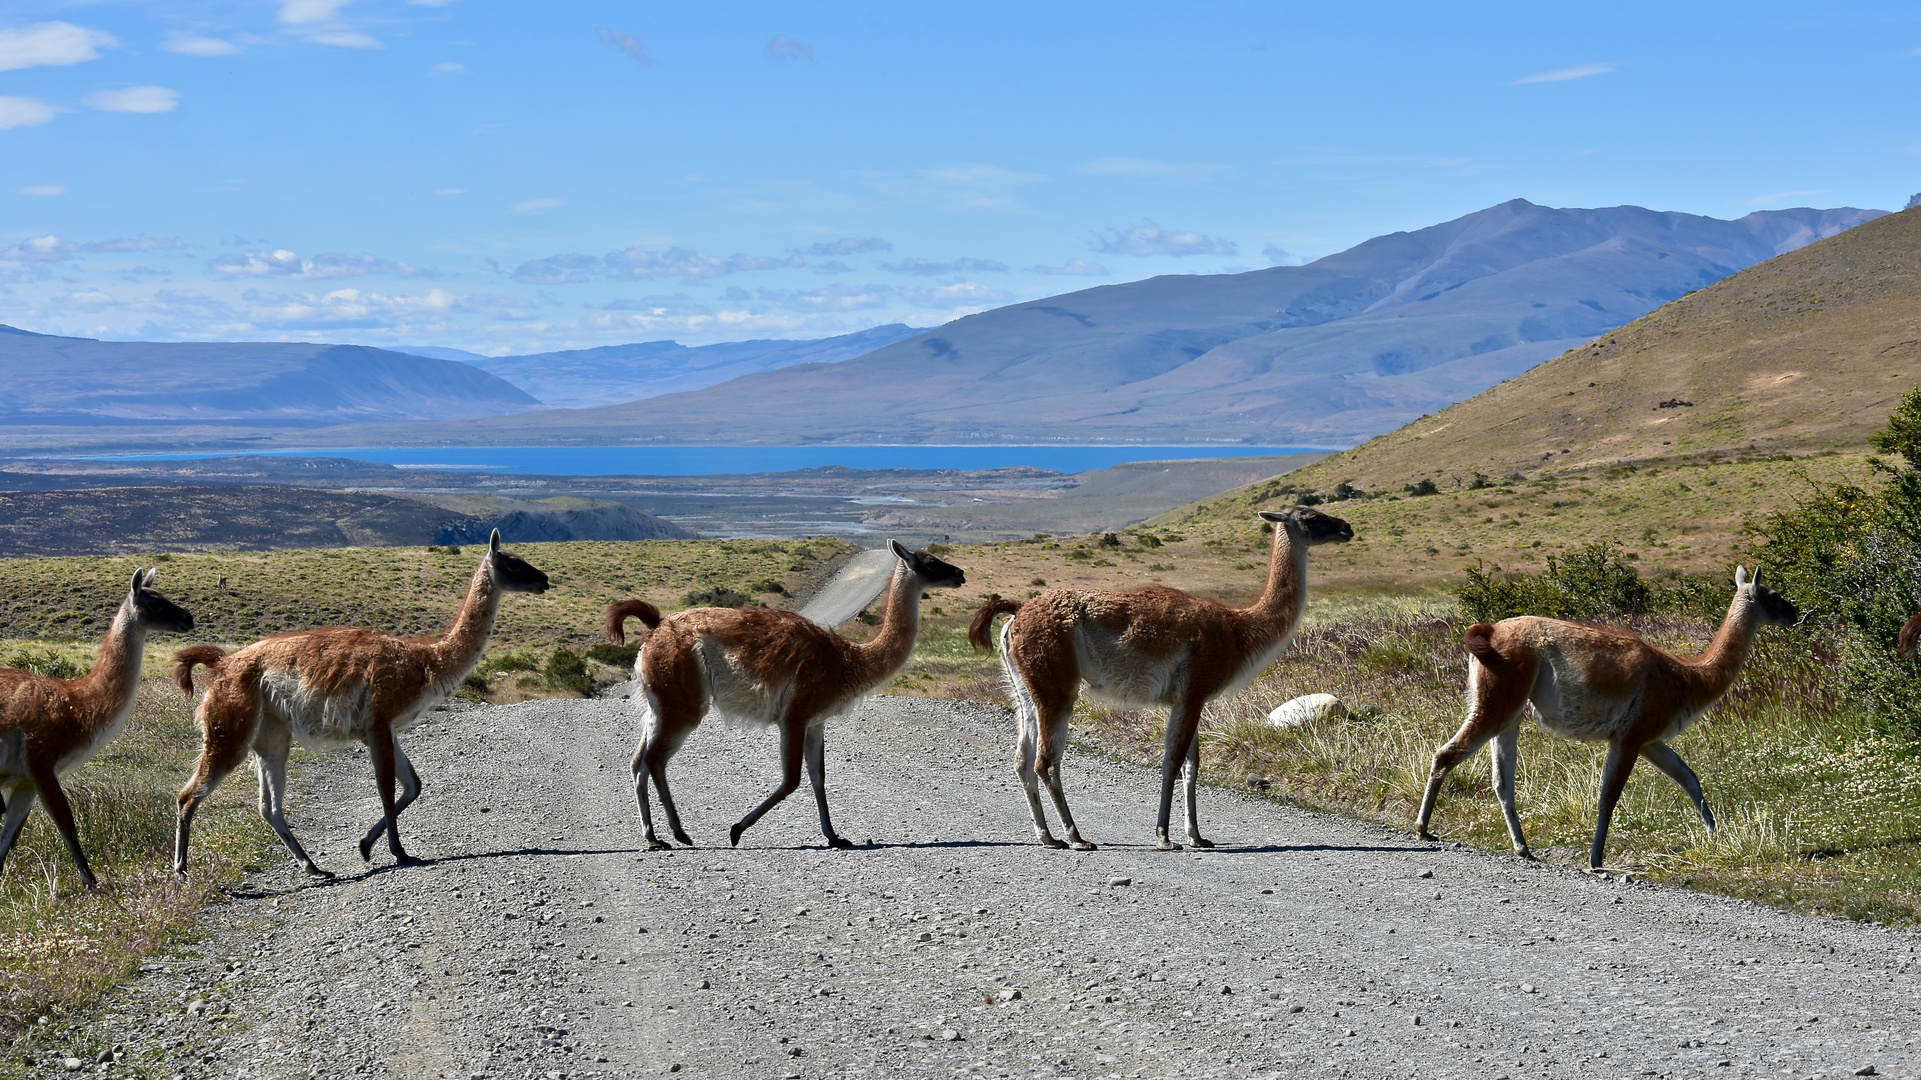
225;845;648;898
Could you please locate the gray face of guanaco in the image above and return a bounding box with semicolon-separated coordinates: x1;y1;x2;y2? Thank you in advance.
1258;506;1355;546
1735;566;1797;626
129;569;196;634
888;538;967;591
485;529;552;594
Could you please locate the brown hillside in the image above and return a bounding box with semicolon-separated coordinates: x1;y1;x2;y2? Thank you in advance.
1286;205;1921;493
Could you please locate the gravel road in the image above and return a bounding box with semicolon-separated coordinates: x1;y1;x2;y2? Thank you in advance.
56;692;1921;1080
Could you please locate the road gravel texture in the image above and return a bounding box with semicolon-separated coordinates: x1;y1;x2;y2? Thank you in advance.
55;692;1921;1080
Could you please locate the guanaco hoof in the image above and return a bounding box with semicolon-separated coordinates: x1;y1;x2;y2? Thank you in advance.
1069;840;1098;852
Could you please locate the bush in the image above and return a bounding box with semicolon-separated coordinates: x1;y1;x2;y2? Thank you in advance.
1134;532;1163;548
585;642;638;668
0;645;84;680
1458;543;1652;622
683;585;754;608
542;646;594;697
1097;533;1122;548
1405;479;1439;497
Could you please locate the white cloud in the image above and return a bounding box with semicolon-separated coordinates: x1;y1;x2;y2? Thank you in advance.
596;27;653;65
1029;259;1109;276
85;86;181;114
796;236;890;256
0;22;116;72
280;0;352;24
164;34;239;57
511;197;563;214
431;61;463;73
209;249;436;280
306;30;381;48
242;286;462;328
757;282;892;312
0;97;57;129
767;34;814;61
19;184;64;197
512;246;801;284
1076;158;1230;184
905;281;1007;306
1093;220;1238;257
0;233;184;262
1513;63;1615;84
1262;243;1303;266
880;256;1008;276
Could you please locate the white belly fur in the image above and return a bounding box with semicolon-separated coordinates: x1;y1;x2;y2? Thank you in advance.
689;641;856;730
263;670;447;749
1075;629;1294;709
1529;654;1638;743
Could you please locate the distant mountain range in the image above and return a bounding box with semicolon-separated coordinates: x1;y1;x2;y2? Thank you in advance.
394;324;920;408
339;199;1884;448
0;325;537;426
1280;203;1921;492
0;198;1888;451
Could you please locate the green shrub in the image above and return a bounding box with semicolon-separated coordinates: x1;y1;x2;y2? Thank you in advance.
542;646;593;697
1133;533;1163;548
0;645;84;680
1405;479;1439;497
1458;542;1653;622
585;641;638;668
683;585;753;608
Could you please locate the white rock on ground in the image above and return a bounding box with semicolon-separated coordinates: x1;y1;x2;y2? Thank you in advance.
1266;692;1348;727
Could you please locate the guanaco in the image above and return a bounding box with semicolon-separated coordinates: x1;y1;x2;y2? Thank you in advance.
0;570;193;890
970;507;1353;850
606;540;965;850
1416;565;1798;868
172;531;548;876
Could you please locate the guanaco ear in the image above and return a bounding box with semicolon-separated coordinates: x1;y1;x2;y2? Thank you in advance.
129;568;146;596
1750;566;1764;589
888;538;912;563
490;528;502;554
1256;510;1289;523
1733;565;1750;589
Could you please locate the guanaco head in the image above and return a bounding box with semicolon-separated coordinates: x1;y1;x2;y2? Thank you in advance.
888;538;966;592
1899;614;1921;659
1732;565;1797;626
127;568;195;634
484;529;551;594
1258;506;1354;546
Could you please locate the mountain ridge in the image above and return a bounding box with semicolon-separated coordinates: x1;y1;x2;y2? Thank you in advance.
1267;203;1921;494
313;199;1883;448
0;330;538;426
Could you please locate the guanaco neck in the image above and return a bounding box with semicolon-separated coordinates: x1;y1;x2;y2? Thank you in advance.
1236;524;1310;644
73;599;148;735
1677;590;1761;701
846;562;924;690
426;561;505;687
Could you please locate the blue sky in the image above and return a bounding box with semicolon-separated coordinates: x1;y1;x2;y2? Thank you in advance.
1;1;1918;354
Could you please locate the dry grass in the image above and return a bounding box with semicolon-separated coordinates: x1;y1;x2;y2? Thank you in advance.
0;537;854;654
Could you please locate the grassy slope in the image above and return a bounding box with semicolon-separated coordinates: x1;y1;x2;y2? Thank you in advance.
0;537;855;653
1279;204;1921;495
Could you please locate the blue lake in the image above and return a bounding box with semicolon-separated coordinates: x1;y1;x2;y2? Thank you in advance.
110;444;1328;477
